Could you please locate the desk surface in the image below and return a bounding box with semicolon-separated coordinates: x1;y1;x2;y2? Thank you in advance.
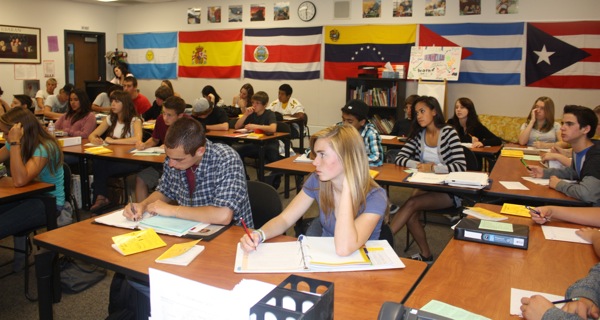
484;156;585;206
206;129;289;142
405;203;599;319
34;220;427;319
0;177;55;204
61;139;166;164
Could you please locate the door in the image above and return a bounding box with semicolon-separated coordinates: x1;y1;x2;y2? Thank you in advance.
64;31;106;90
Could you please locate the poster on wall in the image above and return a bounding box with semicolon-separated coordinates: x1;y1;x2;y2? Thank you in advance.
425;0;445;16
0;25;41;64
459;0;481;15
363;0;381;18
250;4;266;21
393;0;412;17
229;5;243;22
407;46;461;81
187;8;201;24
274;2;290;20
208;6;221;23
497;0;518;14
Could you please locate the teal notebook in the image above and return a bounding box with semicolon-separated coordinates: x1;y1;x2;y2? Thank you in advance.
138;216;203;237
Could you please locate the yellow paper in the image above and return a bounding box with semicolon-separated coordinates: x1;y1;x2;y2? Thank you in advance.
501;149;524;158
85;146;113;155
247;133;265;138
466;206;506;219
369;169;380;178
500;203;532;217
112;228;167;256
156;240;201;261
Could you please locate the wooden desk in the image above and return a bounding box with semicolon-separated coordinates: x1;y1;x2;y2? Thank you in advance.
62;140;166;209
405;203;599;319
206;129;290;182
34;221;427;320
484;156;586;206
0;177;55;204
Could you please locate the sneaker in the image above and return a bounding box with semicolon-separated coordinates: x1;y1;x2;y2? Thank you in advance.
410;253;434;264
389;204;400;215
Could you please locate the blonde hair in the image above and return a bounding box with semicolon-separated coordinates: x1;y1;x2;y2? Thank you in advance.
309;124;381;219
526;96;555;132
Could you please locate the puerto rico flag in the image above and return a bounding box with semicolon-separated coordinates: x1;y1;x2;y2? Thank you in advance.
124;32;177;79
324;25;416;81
178;29;242;79
420;23;524;85
244;27;322;80
526;21;600;89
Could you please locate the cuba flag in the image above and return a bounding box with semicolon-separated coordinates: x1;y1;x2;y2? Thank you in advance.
124;32;177;79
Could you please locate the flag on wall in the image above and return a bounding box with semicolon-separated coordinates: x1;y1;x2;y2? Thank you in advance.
178;29;242;78
124;32;177;79
244;27;322;80
324;25;416;81
526;21;600;89
420;23;524;85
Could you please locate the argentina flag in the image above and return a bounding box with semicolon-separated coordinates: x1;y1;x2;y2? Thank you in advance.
124;32;177;79
420;23;525;85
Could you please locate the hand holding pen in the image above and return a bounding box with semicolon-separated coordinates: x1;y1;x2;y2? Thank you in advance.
124;195;143;221
239;217;259;252
526;206;551;224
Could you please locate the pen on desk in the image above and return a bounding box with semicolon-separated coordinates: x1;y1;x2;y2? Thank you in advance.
520;158;531;171
552;297;579;304
240;217;256;250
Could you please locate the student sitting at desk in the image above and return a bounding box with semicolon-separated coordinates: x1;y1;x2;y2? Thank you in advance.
518;96;563;148
202;85;224;107
521;227;600;320
35;78;57;113
55;88;96;139
0;108;66;271
447;97;502;147
240;124;387;256
191;97;229;131
232;83;254;114
134;96;187;202
141;85;173;121
44;83;73;120
390;94;419;137
10;94;35;113
124;117;253;227
339;99;384;167
529;206;600;228
528;105;600;206
390;96;466;263
88;90;143;212
267;83;305;138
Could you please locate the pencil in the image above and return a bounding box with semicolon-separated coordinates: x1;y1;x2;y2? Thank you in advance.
520;158;531;171
240;217;256;250
552;297;579;304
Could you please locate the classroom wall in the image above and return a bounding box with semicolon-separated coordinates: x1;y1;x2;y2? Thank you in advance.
2;0;598;132
0;0;117;104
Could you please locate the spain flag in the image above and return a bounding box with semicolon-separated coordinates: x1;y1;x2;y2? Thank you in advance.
178;29;243;78
324;25;416;81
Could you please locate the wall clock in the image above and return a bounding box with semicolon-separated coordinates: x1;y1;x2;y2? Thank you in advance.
298;1;317;22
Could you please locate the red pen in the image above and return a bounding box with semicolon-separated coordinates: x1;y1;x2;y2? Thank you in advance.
240;217;256;250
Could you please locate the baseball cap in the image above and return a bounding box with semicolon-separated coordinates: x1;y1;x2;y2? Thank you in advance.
341;99;369;120
192;97;211;113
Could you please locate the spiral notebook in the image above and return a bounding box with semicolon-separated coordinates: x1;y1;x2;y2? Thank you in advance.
234;236;405;273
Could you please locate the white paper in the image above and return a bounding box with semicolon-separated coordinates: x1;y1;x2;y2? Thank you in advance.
499;181;529;190
407;172;448;184
149;268;274;320
522;155;542;161
293;154;313;163
155;245;205;266
422;300;490;320
510;288;564;316
463;209;508;222
130;146;165;154
460;142;473;148
380;135;397;140
521;176;549;186
541;226;592;244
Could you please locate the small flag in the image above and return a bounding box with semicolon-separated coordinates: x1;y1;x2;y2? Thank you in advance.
526;21;600;89
178;29;243;78
420;23;524;85
244;27;322;80
324;25;416;81
123;32;177;80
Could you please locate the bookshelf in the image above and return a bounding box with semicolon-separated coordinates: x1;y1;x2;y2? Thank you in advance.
346;77;407;134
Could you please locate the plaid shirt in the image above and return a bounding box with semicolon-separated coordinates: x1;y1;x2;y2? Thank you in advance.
361;122;384;167
156;140;254;228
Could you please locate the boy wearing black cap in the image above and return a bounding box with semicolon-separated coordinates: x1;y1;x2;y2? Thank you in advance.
340;99;384;166
192;97;229;131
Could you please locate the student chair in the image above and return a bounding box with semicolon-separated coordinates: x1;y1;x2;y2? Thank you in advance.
62;163;80;222
247;180;283;229
404;146;479;251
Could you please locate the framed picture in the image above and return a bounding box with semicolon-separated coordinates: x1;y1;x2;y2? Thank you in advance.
0;25;41;64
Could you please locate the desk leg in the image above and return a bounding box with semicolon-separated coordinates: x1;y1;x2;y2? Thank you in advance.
299;124;305;153
36;249;60;320
79;157;90;210
284;174;290;198
257;145;266;182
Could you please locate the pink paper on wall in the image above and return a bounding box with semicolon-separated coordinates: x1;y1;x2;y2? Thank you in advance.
48;36;59;52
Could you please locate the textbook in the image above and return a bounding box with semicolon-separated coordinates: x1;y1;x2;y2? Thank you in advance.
454;218;529;249
407;172;489;189
94;209;208;237
234;236;405;273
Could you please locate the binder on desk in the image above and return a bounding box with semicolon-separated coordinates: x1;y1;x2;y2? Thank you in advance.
454;218;529;249
234;236;405;273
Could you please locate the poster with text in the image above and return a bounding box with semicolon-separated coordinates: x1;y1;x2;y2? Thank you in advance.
407;46;461;81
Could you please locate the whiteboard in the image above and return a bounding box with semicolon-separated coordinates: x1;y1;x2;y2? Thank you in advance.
417;80;447;116
407;46;462;81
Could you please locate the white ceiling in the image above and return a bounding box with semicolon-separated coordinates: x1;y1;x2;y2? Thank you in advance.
60;0;183;7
